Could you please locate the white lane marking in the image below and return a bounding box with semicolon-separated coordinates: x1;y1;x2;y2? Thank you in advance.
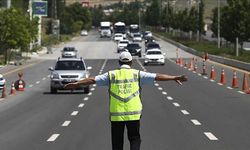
204;132;218;140
93;84;96;87
191;119;201;125
198;73;202;76
29;84;33;88
158;87;163;90
71;111;78;116
154;83;159;87
0;98;4;101
47;75;50;78
210;80;215;82
181;110;190;115
192;71;196;73
36;81;40;84
90;88;95;91
83;97;89;101
42;77;46;80
238;91;245;94
162;91;167;95
78;103;85;108
62;121;71;127
87;92;92;96
173;102;180;107
47;134;60;142
167;96;173;100
227;87;233;90
203;76;208;79
218;83;223;86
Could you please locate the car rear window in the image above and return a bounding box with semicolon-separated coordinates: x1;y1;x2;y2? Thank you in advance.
63;47;75;52
120;41;128;44
147;43;160;49
55;61;85;70
147;51;162;55
127;44;140;48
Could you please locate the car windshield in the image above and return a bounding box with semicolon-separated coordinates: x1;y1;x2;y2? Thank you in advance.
127;44;140;48
134;34;141;37
147;51;162;55
55;61;85;70
116;34;122;37
63;47;75;52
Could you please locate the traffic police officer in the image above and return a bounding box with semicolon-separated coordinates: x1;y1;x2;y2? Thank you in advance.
64;51;187;150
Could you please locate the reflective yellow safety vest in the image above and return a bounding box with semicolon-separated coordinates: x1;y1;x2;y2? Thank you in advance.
108;68;142;121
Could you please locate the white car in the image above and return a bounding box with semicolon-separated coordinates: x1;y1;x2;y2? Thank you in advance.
117;40;129;53
144;49;165;65
132;33;142;42
0;74;6;90
81;30;88;36
113;33;124;42
61;47;78;58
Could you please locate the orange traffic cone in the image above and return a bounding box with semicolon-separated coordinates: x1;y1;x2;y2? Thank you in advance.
220;68;226;85
231;70;239;88
205;52;208;61
179;58;183;67
210;65;216;81
1;86;6;98
188;59;194;71
202;60;207;75
9;82;16;95
18;80;25;91
242;73;249;94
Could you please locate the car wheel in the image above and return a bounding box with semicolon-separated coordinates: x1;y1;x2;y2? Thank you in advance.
138;53;142;57
50;87;57;94
161;63;165;66
84;86;90;94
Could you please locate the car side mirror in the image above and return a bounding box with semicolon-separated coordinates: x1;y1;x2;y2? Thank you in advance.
87;66;92;70
49;67;54;71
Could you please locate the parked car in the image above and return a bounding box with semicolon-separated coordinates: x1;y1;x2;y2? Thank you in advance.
0;74;6;90
117;40;129;53
125;43;142;57
81;30;88;36
144;49;165;65
49;57;92;93
132;33;142;42
145;42;160;52
113;33;124;42
61;47;77;58
143;31;152;38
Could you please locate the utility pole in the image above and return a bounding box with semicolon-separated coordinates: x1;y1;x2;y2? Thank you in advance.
6;0;11;8
196;0;200;42
217;0;220;48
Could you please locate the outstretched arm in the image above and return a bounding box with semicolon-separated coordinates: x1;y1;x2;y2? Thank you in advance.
155;74;187;85
64;77;96;89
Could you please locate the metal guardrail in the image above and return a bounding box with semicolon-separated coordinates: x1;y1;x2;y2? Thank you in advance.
155;33;250;72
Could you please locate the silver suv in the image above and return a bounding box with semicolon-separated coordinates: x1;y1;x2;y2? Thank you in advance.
49;58;92;93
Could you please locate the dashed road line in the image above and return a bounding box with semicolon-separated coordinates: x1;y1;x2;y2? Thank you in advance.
203;76;208;79
87;92;92;96
90;88;95;91
36;81;40;84
83;97;89;101
238;91;245;94
71;111;78;116
62;121;71;127
78;103;85;108
154;83;159;86
42;77;46;80
162;91;167;95
181;110;190;115
29;84;33;88
227;87;233;90
47;134;60;142
47;75;50;78
93;84;96;87
191;119;201;125
204;132;219;141
167;96;173;100
158;87;163;90
173;102;180;107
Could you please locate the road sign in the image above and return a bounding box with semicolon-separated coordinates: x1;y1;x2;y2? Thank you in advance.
32;1;48;16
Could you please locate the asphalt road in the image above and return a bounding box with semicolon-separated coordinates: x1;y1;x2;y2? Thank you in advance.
0;30;249;150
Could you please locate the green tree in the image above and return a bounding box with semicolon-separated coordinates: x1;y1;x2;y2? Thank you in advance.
145;0;160;26
0;8;38;64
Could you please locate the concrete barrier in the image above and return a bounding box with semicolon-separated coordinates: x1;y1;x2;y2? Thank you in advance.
155;33;250;71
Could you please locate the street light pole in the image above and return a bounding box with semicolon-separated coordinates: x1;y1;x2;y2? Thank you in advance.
218;0;220;48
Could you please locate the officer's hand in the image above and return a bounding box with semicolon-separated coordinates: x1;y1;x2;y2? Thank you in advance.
175;75;187;85
64;82;79;89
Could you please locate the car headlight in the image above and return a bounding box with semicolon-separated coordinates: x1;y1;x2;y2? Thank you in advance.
51;72;59;79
